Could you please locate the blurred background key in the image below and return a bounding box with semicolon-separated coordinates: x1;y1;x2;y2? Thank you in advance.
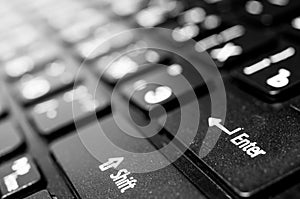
14;59;78;106
120;57;208;114
195;24;275;68
0;121;24;160
241;0;300;26
94;46;171;85
29;82;110;138
284;16;300;43
4;42;57;81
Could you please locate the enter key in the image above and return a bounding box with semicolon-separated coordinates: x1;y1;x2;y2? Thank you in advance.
161;84;300;198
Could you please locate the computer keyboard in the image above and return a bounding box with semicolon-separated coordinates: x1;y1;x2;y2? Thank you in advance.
0;0;300;198
235;40;300;101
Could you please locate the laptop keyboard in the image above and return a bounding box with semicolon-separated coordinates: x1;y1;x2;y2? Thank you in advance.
0;0;300;198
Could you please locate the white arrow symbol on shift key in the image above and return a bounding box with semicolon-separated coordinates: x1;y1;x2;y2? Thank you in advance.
99;157;124;171
208;117;243;135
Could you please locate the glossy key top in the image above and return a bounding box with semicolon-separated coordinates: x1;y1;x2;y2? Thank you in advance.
3;42;57;81
241;0;300;26
195;24;275;68
0;155;41;199
162;6;227;43
51;116;206;199
134;0;185;28
29;82;110;138
74;22;134;61
94;45;170;85
14;59;78;106
120;57;207;114
284;16;300;42
58;10;109;45
234;40;300;101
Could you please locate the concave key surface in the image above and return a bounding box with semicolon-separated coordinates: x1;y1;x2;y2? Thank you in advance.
51;116;206;199
159;82;300;197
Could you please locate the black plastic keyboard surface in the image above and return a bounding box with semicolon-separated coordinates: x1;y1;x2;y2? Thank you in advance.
0;0;300;199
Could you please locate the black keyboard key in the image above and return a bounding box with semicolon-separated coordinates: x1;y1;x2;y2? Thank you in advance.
74;22;134;61
134;0;185;28
0;121;23;159
234;40;300;101
0;156;41;199
51;116;205;198
25;42;58;66
58;10;109;45
14;59;77;106
284;16;300;42
195;24;275;67
24;190;51;199
4;57;36;81
94;46;170;85
162;7;227;43
120;59;206;113
29;83;110;137
160;83;300;197
3;43;57;81
109;0;146;17
0;25;39;60
241;0;300;26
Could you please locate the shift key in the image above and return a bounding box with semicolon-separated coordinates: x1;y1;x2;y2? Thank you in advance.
51;115;206;199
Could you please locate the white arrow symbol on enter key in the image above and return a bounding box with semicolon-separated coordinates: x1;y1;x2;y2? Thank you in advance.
208;117;243;135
